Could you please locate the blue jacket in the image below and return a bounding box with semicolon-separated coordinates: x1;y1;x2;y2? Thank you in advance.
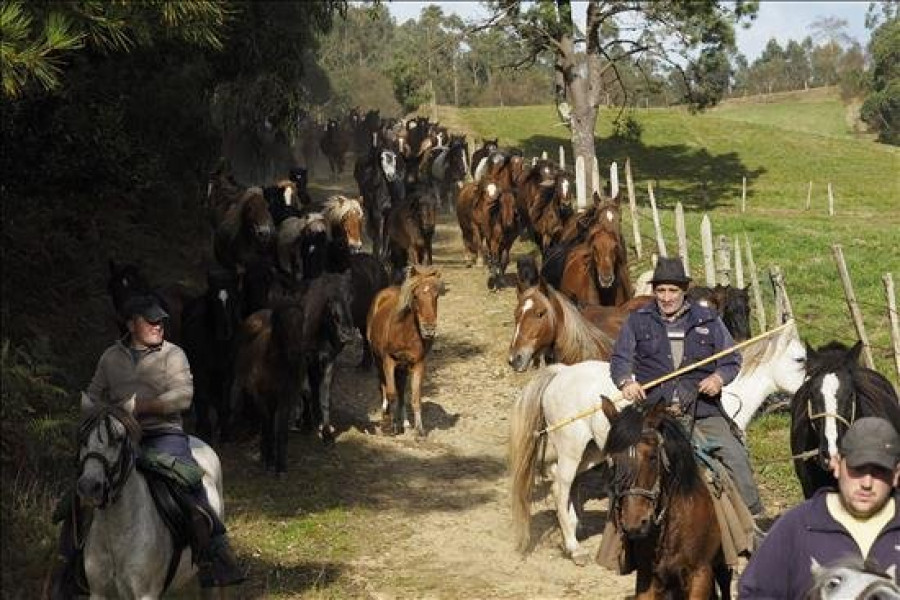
610;301;740;418
739;488;900;599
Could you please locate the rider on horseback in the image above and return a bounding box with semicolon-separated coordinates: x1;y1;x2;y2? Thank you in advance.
50;295;245;597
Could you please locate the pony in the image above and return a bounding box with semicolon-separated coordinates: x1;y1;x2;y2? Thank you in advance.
319;118;351;177
367;265;445;438
470;138;499;179
477;183;519;290
806;556;900;599
322;194;365;254
545;223;631;307
687;285;752;343
508;322;807;564
106;260;189;344
791;340;900;498
456;180;485;267
77;395;224;596
420;134;470;210
507;281;615;372
181;268;242;442
385;188;437;282
276;212;329;281
345;252;391;369
602;402;730;598
354;146;406;261
213;186;276;274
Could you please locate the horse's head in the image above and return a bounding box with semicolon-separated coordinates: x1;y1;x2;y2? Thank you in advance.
288;167;308;193
592;195;622;235
588;227;620;288
554;170;574;212
507;285;554;372
399;266;444;339
801;341;863;470
415;192;437;235
77;393;141;509
326;195;364;253
808;556;900;600
379;149;402;183
719;285;752;343
206;268;240;341
446;138;469;182
241;190;275;247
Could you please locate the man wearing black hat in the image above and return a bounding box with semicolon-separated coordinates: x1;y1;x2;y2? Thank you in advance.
740;417;900;598
50;295;244;597
610;257;763;518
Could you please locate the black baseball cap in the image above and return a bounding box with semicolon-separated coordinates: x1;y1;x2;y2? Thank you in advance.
122;295;169;324
840;417;900;471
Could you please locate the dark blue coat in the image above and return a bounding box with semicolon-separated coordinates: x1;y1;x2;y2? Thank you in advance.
739;488;900;599
610;301;740;417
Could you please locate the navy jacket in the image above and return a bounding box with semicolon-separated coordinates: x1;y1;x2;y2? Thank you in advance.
739;488;900;599
610;301;740;417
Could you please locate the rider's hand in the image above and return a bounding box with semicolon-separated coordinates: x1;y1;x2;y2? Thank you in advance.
620;381;646;403
698;373;724;396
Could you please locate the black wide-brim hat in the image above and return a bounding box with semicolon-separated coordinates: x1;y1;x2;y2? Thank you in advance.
650;257;692;286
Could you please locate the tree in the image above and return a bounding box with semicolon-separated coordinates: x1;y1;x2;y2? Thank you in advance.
861;15;900;144
483;0;758;195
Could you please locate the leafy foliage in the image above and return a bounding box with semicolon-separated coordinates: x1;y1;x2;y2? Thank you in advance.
861;16;900;144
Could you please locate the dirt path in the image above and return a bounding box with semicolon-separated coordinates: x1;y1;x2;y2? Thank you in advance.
214;153;637;598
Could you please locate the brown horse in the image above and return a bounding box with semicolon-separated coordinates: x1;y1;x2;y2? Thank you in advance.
366;265;445;437
319;118;351;177
213;187;276;273
601;401;730;599
456;180;485;267
477;184;520;290
507;281;615;372
322;194;365;253
580;295;654;340
385;190;437;281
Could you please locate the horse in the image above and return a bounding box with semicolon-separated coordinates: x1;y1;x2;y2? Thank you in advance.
106;260;189;344
806;556;900;599
508;322;807;564
213;186;276;274
687;285;752;343
470;138;498;179
385;187;437;282
181;267;242;442
420;135;469;210
77;395;224;596
507;281;615;372
456;180;485;267
322;194;365;254
477;183;520;290
276;212;329;281
367;265;445;438
319;118;351;177
791;340;900;498
354;146;406;261
516;254;540;294
602;401;730;598
345;253;391;369
545;223;630;307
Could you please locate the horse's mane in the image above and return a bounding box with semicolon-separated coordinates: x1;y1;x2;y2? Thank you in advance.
397;267;441;314
739;320;796;378
79;401;142;446
544;286;614;362
323;195;362;224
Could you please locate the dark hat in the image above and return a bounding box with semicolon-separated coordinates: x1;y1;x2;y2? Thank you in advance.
650;257;691;286
840;417;900;471
122;295;169;323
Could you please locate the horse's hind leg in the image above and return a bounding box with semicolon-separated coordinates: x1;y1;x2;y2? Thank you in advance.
408;362;426;438
551;452;588;565
394;368;409;436
317;358;337;445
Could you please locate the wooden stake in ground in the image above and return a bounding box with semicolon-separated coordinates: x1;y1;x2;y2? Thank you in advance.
883;273;900;383
806;181;813;210
675;202;690;276
648;182;667;257
592;157;601;196
734;235;745;289
625;157;642;259
828;182;835;216
575;155;587;213
559;145;566;170
769;266;795;325
701;215;716;287
745;234;767;332
716;235;732;286
741;176;747;213
833;244;875;368
609;161;619;199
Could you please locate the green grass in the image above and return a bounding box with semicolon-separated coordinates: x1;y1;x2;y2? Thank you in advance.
458;89;900;384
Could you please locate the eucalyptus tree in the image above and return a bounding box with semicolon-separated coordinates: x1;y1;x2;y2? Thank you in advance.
483;0;758;195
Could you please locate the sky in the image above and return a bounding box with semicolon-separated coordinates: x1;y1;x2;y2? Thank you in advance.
384;1;871;62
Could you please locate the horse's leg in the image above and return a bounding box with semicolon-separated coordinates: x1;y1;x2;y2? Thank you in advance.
714;559;733;600
318;355;336;446
394;368;409;436
685;565;714;600
408;360;426;438
380;357;398;435
550;448;587;564
260;400;275;471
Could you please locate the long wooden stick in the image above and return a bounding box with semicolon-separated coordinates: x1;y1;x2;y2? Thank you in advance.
536;320;795;436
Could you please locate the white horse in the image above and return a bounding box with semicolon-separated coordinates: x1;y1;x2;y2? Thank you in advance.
508;320;806;564
78;393;225;598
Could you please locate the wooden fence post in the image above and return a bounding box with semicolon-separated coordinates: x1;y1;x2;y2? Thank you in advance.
609;161;619;199
770;266;795;324
883;273;900;384
716;235;732;286
701;215;716;286
559;145;566;170
541;150;548;161
745;234;767;332
575;155;587;213
734;235;745;288
648;182;667;257
592;157;601;196
741;176;747;213
625;158;642;259
828;182;835;216
675;202;690;275
832;244;876;369
806;181;813;210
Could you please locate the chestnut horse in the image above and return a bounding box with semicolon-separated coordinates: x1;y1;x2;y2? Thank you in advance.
602;401;730;598
367;265;445;438
456;180;484;267
477;183;519;290
507;281;615;372
554;223;631;307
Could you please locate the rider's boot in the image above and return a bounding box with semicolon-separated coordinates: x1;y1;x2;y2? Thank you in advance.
197;534;246;588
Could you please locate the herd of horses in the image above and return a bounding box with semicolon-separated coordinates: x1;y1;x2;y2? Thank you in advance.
82;106;900;598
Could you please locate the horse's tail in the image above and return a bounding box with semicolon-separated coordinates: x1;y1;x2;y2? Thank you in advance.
509;366;559;553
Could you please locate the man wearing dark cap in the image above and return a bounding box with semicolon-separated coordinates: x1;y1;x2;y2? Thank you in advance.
610;257;763;518
739;417;900;598
50;295;244;597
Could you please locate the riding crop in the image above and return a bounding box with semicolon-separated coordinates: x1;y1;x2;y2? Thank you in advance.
534;319;796;437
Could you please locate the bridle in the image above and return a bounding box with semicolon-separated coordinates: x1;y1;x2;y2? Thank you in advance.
78;415;136;508
612;429;670;528
806;391;857;433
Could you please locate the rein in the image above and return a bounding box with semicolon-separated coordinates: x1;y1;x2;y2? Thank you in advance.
78;416;136;508
613;430;671;528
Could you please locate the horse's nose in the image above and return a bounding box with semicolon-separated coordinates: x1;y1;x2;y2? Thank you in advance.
819;447;833;470
77;476;104;505
508;353;527;372
420;324;437;339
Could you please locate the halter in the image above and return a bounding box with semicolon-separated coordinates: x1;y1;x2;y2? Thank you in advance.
612;429;670;528
806;396;857;432
78;415;136;509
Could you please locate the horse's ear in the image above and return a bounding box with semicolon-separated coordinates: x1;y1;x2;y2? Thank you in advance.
438;279;448;296
849;341;865;365
601;395;619;421
809;557;823;577
403;265;415;281
123;394;136;415
538;277;550;296
592;191;603;207
645;402;666;427
804;341;817;361
80;392;94;413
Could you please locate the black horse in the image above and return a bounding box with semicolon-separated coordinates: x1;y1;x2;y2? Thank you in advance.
181;267;242;442
791;340;900;498
354;146;406;262
345;253;390;368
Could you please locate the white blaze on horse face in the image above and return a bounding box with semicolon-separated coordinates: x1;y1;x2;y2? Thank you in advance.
380;151;397;181
561;179;570;199
283;187;293;206
207;182;213;199
605;209;614;223
822;373;841;460
513;298;535;343
487;183;498;200
217;288;229;309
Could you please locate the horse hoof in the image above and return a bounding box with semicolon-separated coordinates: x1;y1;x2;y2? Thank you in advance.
391;424;404;436
415;429;426;441
571;549;590;567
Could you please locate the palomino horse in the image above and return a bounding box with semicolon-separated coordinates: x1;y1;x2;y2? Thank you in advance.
791;340;900;498
602;402;730;598
77;395;224;597
509;320;807;564
507;281;615;371
367;265;446;438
